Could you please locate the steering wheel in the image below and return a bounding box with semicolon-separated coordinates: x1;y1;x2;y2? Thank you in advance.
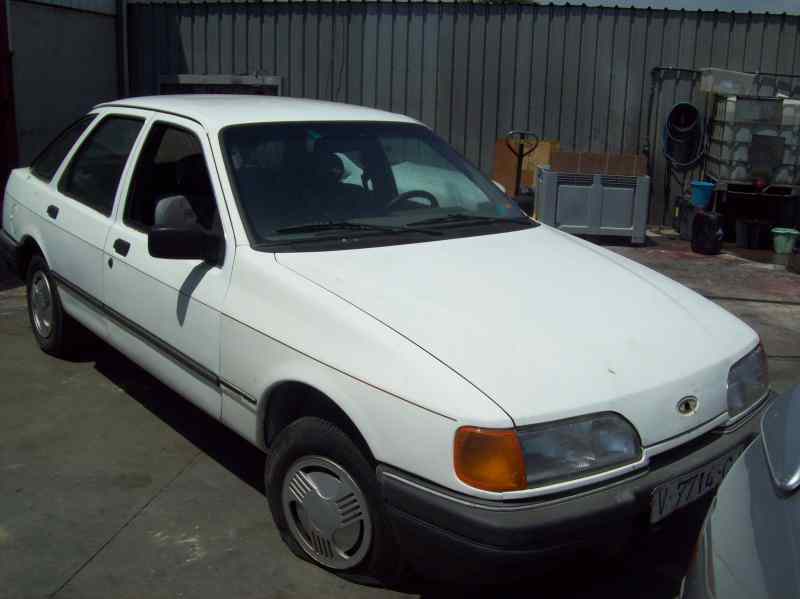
386;189;439;211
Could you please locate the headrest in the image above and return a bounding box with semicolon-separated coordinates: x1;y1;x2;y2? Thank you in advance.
313;151;345;185
176;154;212;196
154;195;198;228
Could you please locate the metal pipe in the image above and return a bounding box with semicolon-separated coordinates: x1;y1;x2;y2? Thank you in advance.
117;0;129;97
750;70;800;80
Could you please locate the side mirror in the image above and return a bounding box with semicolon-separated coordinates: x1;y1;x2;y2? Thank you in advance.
148;226;223;263
762;385;800;494
493;180;507;194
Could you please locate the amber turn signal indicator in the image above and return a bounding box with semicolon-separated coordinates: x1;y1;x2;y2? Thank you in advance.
454;427;526;492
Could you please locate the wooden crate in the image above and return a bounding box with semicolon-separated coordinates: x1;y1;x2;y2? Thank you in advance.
550;151;647;176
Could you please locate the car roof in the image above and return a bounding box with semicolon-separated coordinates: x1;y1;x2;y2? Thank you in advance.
95;95;420;131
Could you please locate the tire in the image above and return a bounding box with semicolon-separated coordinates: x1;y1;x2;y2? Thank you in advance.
26;254;77;357
266;417;403;586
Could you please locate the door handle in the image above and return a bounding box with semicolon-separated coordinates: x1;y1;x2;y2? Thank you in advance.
113;238;131;257
46;205;59;219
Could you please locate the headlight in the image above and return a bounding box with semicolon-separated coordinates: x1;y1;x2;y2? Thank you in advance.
727;343;769;419
517;413;642;487
453;413;641;492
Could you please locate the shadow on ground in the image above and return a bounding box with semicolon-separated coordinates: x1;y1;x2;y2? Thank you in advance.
67;333;704;599
74;337;268;494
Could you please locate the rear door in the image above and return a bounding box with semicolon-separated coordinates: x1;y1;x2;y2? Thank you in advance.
103;115;234;418
38;110;146;338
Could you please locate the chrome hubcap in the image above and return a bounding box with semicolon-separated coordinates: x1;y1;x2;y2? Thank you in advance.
30;271;54;339
281;456;372;570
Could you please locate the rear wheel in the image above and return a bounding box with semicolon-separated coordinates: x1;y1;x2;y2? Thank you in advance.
26;254;77;357
266;417;402;585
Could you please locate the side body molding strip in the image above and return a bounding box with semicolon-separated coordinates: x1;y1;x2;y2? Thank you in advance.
50;270;257;406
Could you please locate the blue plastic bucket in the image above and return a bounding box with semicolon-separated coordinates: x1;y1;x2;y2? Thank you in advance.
690;181;715;209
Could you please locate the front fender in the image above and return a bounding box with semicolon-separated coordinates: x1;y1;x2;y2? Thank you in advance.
220;313;471;495
223;247;511;428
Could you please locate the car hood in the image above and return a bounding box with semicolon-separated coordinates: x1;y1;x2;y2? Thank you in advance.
276;226;758;445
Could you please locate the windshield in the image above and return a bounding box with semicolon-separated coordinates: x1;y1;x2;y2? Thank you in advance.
221;122;532;250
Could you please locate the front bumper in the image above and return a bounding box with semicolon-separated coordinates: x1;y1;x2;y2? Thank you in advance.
378;393;773;580
0;228;20;277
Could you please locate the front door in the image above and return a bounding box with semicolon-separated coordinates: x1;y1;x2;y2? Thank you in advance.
103;116;234;418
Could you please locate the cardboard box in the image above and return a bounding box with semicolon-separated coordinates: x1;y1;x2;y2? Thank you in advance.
549;151;647;176
492;139;560;194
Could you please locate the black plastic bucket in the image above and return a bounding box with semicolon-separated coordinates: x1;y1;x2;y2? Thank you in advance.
692;211;723;255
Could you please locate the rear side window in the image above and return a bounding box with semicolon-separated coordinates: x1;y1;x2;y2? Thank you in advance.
59;116;144;216
30;115;96;183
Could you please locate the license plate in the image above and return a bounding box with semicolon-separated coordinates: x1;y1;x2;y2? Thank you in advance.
650;448;741;524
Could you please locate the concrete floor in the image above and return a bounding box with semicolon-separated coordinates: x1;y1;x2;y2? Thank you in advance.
1;235;798;599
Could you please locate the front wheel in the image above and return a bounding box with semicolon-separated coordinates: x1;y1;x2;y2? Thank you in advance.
266;417;402;585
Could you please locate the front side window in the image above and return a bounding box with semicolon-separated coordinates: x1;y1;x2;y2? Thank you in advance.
221;122;532;251
59;116;144;216
30;115;96;183
125;123;219;233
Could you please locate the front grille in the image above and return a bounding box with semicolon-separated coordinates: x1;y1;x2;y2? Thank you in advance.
646;428;723;471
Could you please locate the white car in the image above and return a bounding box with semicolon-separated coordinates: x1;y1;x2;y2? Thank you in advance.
0;95;774;583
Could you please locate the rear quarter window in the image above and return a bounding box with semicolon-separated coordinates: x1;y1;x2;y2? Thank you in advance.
30;115;97;183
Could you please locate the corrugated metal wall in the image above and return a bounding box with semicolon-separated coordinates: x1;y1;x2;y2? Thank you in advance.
25;0;116;15
1;0;19;194
127;2;800;224
12;0;119;162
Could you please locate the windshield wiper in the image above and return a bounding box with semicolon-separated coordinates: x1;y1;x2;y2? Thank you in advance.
408;213;533;227
273;221;442;236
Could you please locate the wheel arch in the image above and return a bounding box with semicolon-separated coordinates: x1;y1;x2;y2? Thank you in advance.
16;234;50;279
259;379;375;463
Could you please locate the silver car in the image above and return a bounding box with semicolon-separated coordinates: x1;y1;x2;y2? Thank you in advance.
682;386;800;599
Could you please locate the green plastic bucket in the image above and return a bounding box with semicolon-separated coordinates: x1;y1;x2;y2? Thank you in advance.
772;227;800;255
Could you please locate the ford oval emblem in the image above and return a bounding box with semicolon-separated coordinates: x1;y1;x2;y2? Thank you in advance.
677;396;699;416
